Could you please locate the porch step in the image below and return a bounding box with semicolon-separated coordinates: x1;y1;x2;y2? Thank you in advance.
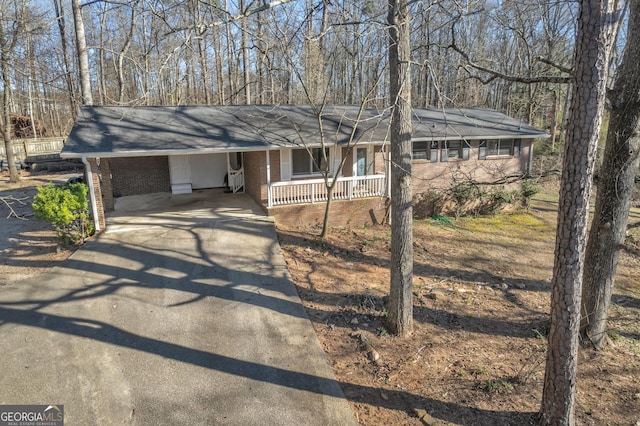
171;183;192;194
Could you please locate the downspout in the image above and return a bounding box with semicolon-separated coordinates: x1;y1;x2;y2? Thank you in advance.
528;140;534;176
82;156;102;233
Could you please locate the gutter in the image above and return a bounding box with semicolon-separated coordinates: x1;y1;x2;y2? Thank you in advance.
82;156;102;233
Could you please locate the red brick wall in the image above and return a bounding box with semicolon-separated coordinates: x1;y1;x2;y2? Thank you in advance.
342;148;354;177
411;140;531;193
110;156;170;197
374;146;387;174
244;151;267;206
268;197;388;229
269;151;281;182
99;158;114;212
87;159;106;231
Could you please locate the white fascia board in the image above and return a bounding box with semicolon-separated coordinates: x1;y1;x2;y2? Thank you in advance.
59;146;289;159
410;134;549;142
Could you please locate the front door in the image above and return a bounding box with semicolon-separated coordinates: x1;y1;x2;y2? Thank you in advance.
356;147;367;177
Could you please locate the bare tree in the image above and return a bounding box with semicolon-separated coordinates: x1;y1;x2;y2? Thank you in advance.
72;0;92;105
581;0;640;349
539;1;621;424
116;0;138;104
387;0;413;337
269;2;387;240
0;0;25;182
53;0;78;117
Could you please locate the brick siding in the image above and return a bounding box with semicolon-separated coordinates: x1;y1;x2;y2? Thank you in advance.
110;156;171;197
84;141;531;230
243;151;267;206
268;197;388;228
87;159;106;231
377;140;531;193
99;158;114;212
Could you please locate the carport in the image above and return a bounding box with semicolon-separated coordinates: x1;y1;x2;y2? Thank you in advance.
0;198;355;425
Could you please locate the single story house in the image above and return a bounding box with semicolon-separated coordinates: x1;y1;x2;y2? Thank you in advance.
60;105;547;231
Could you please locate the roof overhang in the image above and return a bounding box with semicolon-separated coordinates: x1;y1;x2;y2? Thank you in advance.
61;105;549;159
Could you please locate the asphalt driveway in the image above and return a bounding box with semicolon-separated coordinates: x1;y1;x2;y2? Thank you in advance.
0;191;355;425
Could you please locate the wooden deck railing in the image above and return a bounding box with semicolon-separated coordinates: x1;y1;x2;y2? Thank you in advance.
0;137;65;162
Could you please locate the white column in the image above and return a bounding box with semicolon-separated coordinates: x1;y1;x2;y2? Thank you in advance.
266;150;272;208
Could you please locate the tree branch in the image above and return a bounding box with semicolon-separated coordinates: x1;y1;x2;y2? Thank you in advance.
1;195;30;220
449;21;571;85
165;0;297;35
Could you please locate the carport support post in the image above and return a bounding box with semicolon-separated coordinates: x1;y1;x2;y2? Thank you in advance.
266;149;272;208
82;156;102;233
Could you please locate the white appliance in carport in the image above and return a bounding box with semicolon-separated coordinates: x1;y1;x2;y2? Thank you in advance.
169;153;229;194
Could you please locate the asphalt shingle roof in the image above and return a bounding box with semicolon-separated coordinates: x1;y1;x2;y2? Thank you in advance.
61;105;548;158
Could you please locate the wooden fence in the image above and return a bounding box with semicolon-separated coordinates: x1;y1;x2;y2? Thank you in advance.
0;137;65;162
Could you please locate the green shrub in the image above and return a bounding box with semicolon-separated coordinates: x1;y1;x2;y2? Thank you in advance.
450;183;477;218
32;183;94;247
520;180;540;209
474;186;513;215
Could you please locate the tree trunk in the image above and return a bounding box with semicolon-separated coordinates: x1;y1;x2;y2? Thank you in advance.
386;0;413;338
581;0;640;349
98;3;108;105
240;0;251;105
53;0;77;118
212;21;225;105
198;37;211;105
320;185;334;240
0;11;19;182
539;1;621;424
72;0;92;106
117;2;136;104
223;0;235;104
1;76;19;182
550;89;558;151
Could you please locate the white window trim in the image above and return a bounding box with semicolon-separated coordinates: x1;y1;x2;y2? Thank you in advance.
289;146;335;178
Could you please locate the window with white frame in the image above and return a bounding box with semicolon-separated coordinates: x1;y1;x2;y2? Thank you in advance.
481;139;521;158
412;141;439;162
291;147;330;176
441;140;469;161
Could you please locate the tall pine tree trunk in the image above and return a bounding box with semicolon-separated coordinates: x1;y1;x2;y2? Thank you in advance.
0;10;20;182
72;0;92;106
53;0;77;118
581;0;640;348
386;0;413;338
539;1;621;424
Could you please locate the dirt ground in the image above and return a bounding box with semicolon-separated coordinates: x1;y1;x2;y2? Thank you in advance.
0;171;82;284
2;172;639;425
277;180;640;425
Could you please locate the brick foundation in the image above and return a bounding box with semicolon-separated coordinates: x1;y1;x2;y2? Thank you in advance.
268;197;389;229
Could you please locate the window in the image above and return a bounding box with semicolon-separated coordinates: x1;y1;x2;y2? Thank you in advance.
292;147;330;176
482;139;521;158
412;141;439;162
441;140;469;162
412;141;428;160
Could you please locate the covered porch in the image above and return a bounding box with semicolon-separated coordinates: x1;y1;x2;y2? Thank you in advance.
268;174;387;207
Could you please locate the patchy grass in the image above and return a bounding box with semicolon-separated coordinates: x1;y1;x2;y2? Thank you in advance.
278;181;640;425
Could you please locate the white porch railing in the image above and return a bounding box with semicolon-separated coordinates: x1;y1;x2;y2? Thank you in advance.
228;169;244;193
269;174;386;207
